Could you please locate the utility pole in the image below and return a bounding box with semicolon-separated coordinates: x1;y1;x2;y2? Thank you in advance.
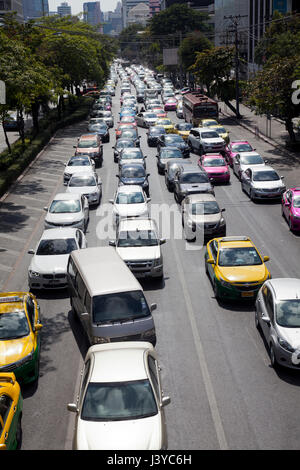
224;14;247;119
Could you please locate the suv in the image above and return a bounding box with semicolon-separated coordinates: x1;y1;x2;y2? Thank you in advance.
110;218;166;280
74;134;103;167
188;127;225;155
173;165;214;203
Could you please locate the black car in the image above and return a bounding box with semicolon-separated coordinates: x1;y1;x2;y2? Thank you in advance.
146;126;166;147
112;138;136;163
117;163;150;196
157;133;190;157
156;146;185;175
119;129;140;147
87;122;110;143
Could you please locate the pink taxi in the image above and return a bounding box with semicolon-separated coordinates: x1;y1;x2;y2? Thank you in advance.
281;187;300;231
225;141;255;167
198;154;230;184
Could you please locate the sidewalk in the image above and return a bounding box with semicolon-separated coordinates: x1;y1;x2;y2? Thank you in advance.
219;101;298;150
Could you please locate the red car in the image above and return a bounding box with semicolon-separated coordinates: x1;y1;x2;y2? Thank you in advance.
120;116;137;127
115;122;136;139
281;187;300;231
152;107;167;118
198;153;230;184
164;98;177;111
225;140;255;167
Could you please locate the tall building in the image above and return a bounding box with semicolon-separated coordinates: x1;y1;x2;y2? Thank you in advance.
57;1;71;17
160;0;213;11
149;0;160;16
122;0;149;28
0;0;23;21
23;0;49;20
103;2;122;35
214;0;298;78
127;2;150;26
83;2;103;32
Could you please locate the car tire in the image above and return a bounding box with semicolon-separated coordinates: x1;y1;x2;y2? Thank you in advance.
16;416;22;450
255;309;260;329
289;218;294;231
270;344;278;368
213;279;219;300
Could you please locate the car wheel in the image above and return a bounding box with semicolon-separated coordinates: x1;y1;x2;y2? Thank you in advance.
270;344;278;368
255;309;260;329
289;218;294;231
16;416;22;450
250;189;255;201
213;279;219;299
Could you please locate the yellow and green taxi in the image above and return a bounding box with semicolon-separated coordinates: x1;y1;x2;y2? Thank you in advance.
154;118;175;134
205;236;271;301
174;122;193;140
0;372;23;450
200;118;219;128
210;125;230;144
0;292;42;385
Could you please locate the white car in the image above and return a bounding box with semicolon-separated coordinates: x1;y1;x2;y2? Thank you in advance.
232;151;267;180
136;112;159;128
67;342;171;450
110;218;165;279
44;193;89;232
109;185;150;229
63;155;95;185
28;227;87;290
241;165;286;201
66;173;102;206
188;127;225;155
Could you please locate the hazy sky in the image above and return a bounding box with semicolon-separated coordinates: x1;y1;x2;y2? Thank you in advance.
48;1;118;14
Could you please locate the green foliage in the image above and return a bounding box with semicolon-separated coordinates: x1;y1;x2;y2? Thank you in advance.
178;31;212;71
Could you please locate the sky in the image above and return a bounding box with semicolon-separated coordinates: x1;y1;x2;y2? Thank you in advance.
48;1;118;14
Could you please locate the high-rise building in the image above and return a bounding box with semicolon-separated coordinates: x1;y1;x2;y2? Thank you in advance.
122;0;149;28
23;0;49;20
83;2;102;32
149;0;160;16
103;2;122;35
127;2;150;26
57;1;71;17
0;0;23;21
160;0;213;11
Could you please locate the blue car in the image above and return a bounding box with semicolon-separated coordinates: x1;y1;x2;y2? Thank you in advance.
119;107;136;119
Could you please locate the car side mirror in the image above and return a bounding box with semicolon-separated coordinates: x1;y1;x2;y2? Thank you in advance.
281;176;284;179
109;199;114;204
147;198;151;202
263;256;270;262
116;175;119;178
261;315;271;324
34;323;43;332
206;258;215;265
147;173;150;177
160;238;166;245
109;240;116;246
43;207;48;211
67;403;78;413
221;208;226;212
150;303;157;312
28;249;35;254
161;396;171;407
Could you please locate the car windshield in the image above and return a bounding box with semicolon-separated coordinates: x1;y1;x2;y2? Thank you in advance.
158;120;171;125
232;143;253;152
90;123;107;129
276;300;300;328
252;170;280;181
0;310;30;340
36;238;77;255
121;131;137;139
180;173;209;183
69;176;96;187
161;149;182;158
49;199;81;213
201;132;219;139
213;127;226;134
166;136;183;143
121;168;145;178
121;151;142;160
218;247;262;266
150;127;165;135
81;379;157;421
116;192;145;204
293;195;300;207
240;155;263;165
178;124;192;130
117;140;135;148
203;121;218;126
92;290;150;323
202;158;226;167
144;113;157;119
78;141;98;148
118;230;158;247
191;201;220;215
68;159;91;166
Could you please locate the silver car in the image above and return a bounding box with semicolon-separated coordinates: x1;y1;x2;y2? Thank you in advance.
241;165;286;201
165;160;193;192
255;278;300;369
181;193;226;241
232;151;267;180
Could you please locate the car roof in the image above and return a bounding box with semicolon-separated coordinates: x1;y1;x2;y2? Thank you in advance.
179;165;205;173
161;146;182;152
239;151;262;158
120;162;145;169
40;227;78;239
186;193;218;203
202;153;225;158
52;192;81;200
250;165;276;172
0;292;28;314
119;218;157;232
116;184;143;193
79;134;98;140
88;342;154;383
267;278;300;300
216;236;253;248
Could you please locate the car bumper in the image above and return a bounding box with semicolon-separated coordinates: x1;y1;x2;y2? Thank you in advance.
290;217;300;230
125;260;163;279
208;174;230;184
215;278;263;301
252;189;285;199
29;273;68;290
0;347;40;384
44;220;85;231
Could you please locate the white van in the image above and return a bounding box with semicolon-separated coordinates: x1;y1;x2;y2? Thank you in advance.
67;247;157;345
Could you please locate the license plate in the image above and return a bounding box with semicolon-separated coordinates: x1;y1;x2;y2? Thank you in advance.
241;291;254;297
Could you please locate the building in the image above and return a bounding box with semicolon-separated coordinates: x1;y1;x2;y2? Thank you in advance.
57;1;71;17
83;2;103;32
122;0;149;28
127;2;150;26
23;0;49;20
0;0;23;21
103;2;122;35
160;0;214;11
214;0;299;78
149;0;160;17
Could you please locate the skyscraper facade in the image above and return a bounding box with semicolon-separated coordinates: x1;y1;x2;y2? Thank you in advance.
57;1;71;16
23;0;49;20
83;1;102;32
0;0;23;21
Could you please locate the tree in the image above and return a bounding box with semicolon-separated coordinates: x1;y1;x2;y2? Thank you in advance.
178;31;212;72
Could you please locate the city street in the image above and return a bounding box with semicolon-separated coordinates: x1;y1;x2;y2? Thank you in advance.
0;83;300;450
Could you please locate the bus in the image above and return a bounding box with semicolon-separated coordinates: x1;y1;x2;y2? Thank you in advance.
182;92;219;126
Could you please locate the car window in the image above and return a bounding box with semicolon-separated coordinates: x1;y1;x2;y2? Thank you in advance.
265;287;274;322
0;394;13;436
80;360;91;406
210;240;218;261
148;355;160;401
26;296;35;329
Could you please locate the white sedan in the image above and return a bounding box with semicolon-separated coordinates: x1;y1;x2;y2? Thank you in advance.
109;185;150;229
28;227;87;290
63;155;95;185
67;342;171;450
66;173;102;206
44;193;89;232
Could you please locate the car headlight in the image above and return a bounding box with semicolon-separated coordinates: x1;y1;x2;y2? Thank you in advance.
93;336;109;344
14;349;34;367
29;270;40;277
153;257;162;267
218;217;226;226
91;192;98;197
142;328;156;339
278;337;295;353
218;276;232;288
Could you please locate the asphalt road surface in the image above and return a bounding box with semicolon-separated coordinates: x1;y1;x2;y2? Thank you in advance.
0;83;300;450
